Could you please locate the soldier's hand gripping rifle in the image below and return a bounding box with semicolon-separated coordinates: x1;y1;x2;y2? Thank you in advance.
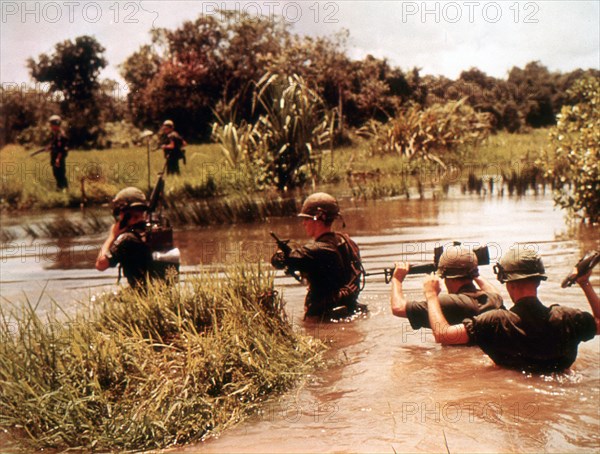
270;232;302;282
364;242;491;283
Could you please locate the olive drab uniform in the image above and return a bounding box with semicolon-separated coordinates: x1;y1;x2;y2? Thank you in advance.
161;131;186;175
49;130;68;189
278;231;364;319
463;245;599;372
463;297;596;372
406;284;504;330
107;221;153;290
406;244;504;329
104;186;180;290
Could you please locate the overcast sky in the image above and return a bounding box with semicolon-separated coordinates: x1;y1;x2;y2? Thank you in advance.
2;1;599;90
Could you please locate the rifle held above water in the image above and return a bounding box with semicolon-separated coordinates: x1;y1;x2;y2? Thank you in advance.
365;243;490;284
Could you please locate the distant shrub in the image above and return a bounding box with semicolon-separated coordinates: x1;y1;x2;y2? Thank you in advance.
542;76;600;223
357;99;492;165
96;121;144;149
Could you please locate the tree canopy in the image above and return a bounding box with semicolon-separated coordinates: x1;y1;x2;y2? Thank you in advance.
5;12;598;150
27;35;110;147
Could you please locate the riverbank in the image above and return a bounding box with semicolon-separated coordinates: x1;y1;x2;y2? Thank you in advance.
0;130;550;212
0;267;326;451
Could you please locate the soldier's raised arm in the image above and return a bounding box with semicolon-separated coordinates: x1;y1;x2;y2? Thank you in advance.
423;274;470;345
576;270;600;334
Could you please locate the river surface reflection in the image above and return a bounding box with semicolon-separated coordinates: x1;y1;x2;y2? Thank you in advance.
1;192;598;452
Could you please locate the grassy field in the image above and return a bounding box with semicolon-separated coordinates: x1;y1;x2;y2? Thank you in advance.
332;128;551;199
0;142;252;209
0;266;326;451
0;129;551;211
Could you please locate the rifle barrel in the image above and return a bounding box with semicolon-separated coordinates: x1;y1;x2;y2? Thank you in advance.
29;148;47;157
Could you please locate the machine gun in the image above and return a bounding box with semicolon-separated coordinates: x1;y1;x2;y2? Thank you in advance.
270;232;302;282
147;161;166;217
145;165;180;279
365;242;490;284
561;250;600;288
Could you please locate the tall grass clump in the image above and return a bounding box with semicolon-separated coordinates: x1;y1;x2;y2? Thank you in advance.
358;99;492;165
164;193;299;226
21;212;112;239
0;266;326;451
212;73;334;191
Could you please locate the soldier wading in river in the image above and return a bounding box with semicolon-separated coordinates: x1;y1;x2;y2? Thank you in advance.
95;187;166;290
271;192;366;321
390;244;504;331
159;119;187;175
424;245;599;372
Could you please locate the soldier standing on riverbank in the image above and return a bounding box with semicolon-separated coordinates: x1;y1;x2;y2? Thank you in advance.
271;192;366;320
390;244;504;330
159;119;187;175
46;115;69;190
424;245;599;372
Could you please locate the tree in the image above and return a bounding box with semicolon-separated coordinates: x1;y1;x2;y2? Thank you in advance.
507;61;556;128
121;15;422;138
0;85;59;147
543;76;600;223
28;36;108;147
121;13;291;139
119;44;162;127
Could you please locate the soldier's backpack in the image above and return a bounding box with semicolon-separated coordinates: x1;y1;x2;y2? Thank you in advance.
168;132;186;163
145;217;180;281
335;232;365;294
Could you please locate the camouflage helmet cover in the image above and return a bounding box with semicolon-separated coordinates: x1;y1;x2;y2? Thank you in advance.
494;245;547;283
49;115;61;125
112;187;148;211
298;192;340;221
437;245;479;279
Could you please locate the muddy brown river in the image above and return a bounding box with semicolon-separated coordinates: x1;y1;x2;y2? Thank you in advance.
1;189;599;452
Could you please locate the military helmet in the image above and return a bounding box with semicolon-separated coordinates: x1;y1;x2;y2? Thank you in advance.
437;245;479;279
298;192;340;222
112;187;148;211
49;115;61;125
162;119;174;127
494;245;547;283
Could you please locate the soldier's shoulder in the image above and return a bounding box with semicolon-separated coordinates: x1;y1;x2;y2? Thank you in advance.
548;303;593;321
113;231;143;247
473;307;513;324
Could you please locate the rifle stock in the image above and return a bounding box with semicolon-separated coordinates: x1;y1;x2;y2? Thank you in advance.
561;250;600;288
